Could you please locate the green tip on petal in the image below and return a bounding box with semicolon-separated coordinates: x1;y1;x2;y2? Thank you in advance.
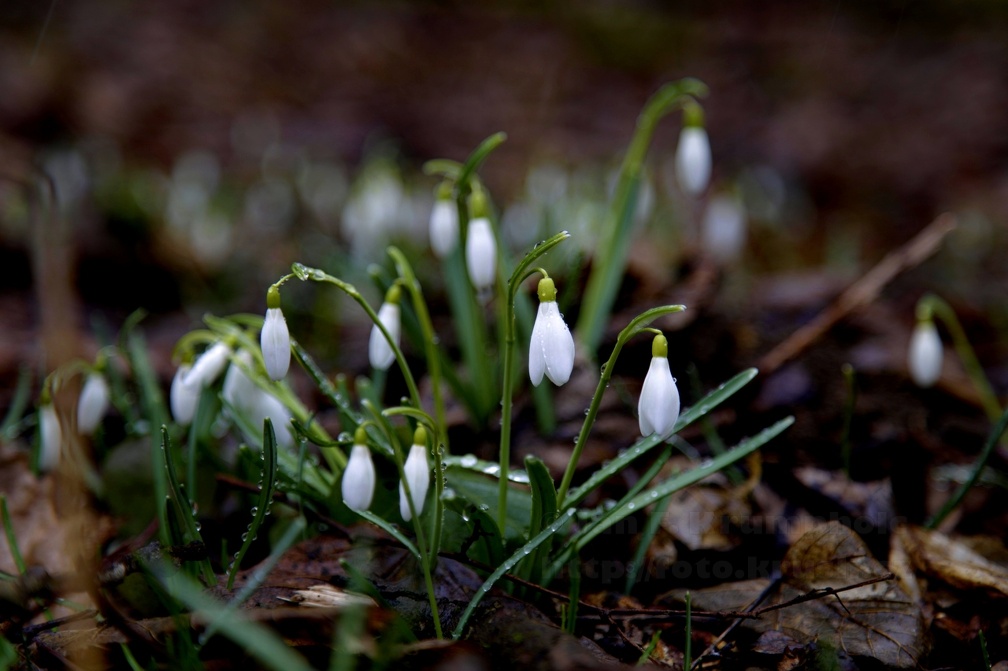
385;284;402;304
652;333;668;358
413;425;427;446
354;426;368;444
266;285;282;310
537;276;557;303
436;181;454;200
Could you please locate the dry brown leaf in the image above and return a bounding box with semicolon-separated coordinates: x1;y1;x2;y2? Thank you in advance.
661;476;752;552
676;522;927;668
895;526;1008;598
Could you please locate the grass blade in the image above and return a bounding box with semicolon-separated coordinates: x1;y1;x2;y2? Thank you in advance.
565;368;759;509
451;508;577;639
160;427;216;585
226;418;279;589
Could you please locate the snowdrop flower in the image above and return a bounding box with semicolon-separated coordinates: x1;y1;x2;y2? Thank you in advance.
38;400;61;471
465;217;497;291
171;341;231;426
908;319;942;388
260;286;290;381
675;104;711;196
399;426;430;521
170;363;198;426
429;183;459;258
222;349;259;415
638;334;681;440
529;277;575;387
342;428;376;512
368;285;401;371
186;341;232;389
701;194;747;263
77;371;110;435
255;392;294;449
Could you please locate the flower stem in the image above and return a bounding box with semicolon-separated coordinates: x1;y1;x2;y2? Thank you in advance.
496;233;570;535
575;79;708;356
918;294;1002;422
556;305;685;509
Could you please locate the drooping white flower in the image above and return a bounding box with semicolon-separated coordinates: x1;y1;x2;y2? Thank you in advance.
429;188;459;258
368;286;401;371
529;277;575;387
222;349;259;415
255;392;294;449
675;126;711;197
185;341;232;389
342;429;376;512
170;363;199;426
77;372;110;435
701;194;747;263
38;402;61;471
399;427;430;522
638;334;681;440
908;319;942;388
260;287;290;381
465;217;497;291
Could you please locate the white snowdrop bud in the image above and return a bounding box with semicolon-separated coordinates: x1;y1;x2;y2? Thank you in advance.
38;401;62;471
638;334;681;440
368;285;401;371
222;349;258;415
77;372;110;435
186;341;232;389
908;319;942;388
399;427;430;522
701;194;747;263
675;105;711;197
465;217;497;291
260;286;291;381
528;277;575;387
170;363;199;426
342;429;376;512
429;184;459;258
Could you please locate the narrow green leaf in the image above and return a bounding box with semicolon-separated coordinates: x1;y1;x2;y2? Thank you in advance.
0;365;32;441
160;427;216;585
522;456;558;583
0;496;26;574
354;510;420;560
147;563;313;671
565;368;758;509
446;464;532;544
227;418;279;589
550;417;793;579
451;508;577;639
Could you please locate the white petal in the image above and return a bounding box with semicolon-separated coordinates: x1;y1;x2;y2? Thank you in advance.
261;308;291;381
638;356;680;440
675;127;711;196
430;199;459;258
701;195;747;263
170;364;199;426
186;342;232;388
399;443;430;521
530;302;574;387
908;321;942;388
77;372;110;435
528;303;548;386
222;350;258;415
39;404;62;471
368;302;400;371
465;217;497;290
542;304;575;386
255;393;294;448
342;444;376;511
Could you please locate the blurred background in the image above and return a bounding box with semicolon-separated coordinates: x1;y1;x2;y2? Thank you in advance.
2;0;1007;397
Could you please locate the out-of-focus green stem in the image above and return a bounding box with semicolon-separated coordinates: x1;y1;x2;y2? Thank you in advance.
575;78;708;356
918;294;1002;422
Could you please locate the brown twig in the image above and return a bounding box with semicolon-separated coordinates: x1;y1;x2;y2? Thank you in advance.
757;213;957;376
